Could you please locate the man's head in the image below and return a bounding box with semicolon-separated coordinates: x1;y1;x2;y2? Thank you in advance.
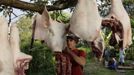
67;35;79;43
66;34;79;49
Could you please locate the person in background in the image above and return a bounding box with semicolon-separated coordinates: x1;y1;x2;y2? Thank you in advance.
64;34;86;75
119;48;125;65
108;57;117;70
103;47;110;67
107;47;117;70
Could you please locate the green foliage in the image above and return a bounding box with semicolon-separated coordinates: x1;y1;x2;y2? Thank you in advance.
17;16;32;46
131;18;134;28
124;0;134;4
101;29;112;47
22;41;56;75
125;18;134;60
50;11;70;23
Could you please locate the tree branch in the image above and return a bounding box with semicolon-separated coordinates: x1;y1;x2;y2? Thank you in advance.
0;0;77;14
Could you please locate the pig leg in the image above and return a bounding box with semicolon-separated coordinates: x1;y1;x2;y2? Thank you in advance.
92;34;105;61
9;24;32;75
15;53;32;75
0;16;15;75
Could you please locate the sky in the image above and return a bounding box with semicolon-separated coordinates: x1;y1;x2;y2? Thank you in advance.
0;0;71;22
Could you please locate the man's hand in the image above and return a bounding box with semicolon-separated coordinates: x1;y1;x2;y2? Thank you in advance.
64;47;71;54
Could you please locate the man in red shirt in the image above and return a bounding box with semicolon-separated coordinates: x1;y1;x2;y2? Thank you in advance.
65;35;86;75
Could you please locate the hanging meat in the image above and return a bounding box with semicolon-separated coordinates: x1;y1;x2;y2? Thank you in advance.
0;16;15;75
102;0;132;49
9;23;32;75
31;6;67;52
69;0;104;60
31;7;72;75
102;16;123;47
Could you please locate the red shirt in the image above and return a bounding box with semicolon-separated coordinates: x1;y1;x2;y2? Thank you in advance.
70;49;86;75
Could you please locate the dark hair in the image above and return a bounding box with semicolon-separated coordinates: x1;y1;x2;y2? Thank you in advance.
66;35;79;43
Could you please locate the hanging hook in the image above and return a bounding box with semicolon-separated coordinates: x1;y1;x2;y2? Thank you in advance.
8;7;13;26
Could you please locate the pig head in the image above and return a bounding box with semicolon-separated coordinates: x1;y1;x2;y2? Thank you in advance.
69;0;104;60
102;0;132;49
31;7;67;52
0;16;15;75
9;23;32;75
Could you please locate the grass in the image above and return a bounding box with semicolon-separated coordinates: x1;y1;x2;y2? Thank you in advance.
84;58;134;75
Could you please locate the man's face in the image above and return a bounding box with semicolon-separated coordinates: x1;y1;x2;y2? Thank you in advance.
67;39;76;49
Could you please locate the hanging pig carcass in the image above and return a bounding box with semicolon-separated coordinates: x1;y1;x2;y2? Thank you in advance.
69;0;104;60
9;23;32;75
102;0;132;49
31;7;72;75
31;7;67;52
0;16;15;75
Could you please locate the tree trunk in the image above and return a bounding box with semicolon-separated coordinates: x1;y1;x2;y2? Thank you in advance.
0;0;77;14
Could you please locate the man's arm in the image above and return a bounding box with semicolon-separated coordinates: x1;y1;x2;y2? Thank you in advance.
66;48;86;66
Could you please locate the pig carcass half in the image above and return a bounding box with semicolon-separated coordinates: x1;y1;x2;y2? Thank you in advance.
102;0;132;49
31;7;71;75
31;7;67;52
9;23;32;75
69;0;104;60
0;16;15;75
